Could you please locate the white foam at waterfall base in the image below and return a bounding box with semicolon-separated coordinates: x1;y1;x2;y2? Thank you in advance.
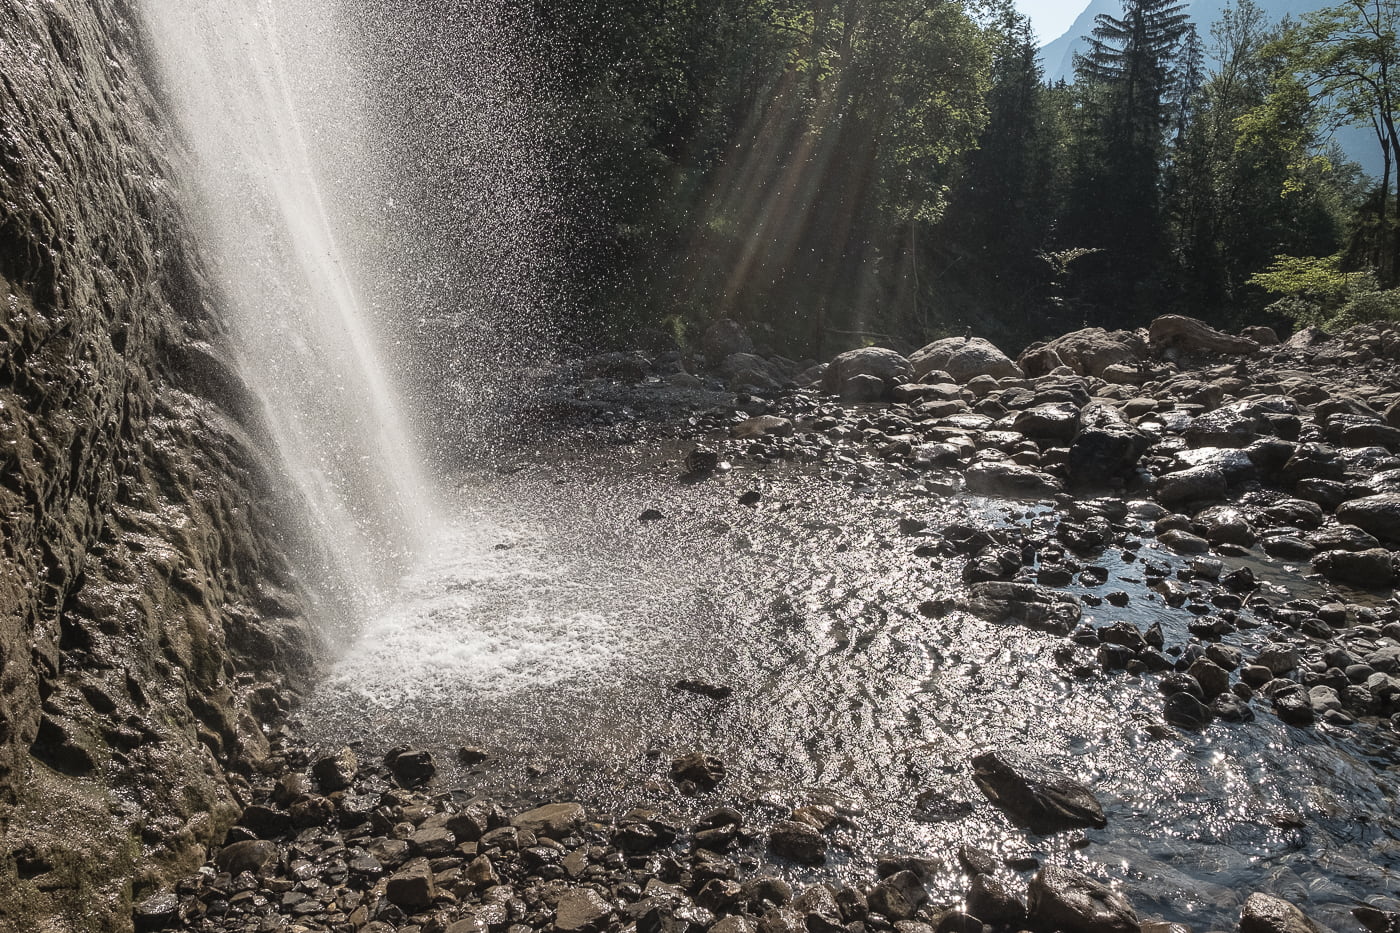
139;0;440;601
318;505;662;707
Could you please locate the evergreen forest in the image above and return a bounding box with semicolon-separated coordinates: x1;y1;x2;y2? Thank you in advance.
533;0;1400;356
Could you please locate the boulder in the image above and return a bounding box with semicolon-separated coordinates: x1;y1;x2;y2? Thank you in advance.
971;751;1106;834
768;820;827;865
555;888;614;933
1163;692;1213;730
385;859;437;910
963;581;1083;634
1011;402;1082;441
1068;403;1149;487
1154;465;1228;507
1313;548;1395;587
1337;495;1400;542
867;870;928;922
512;802;587;838
967;874;1027;927
1242;325;1280;345
822;347;912;400
732;415;793;439
965;462;1065;499
1018;328;1145;378
1147;315;1259;356
386;747;436;788
1028;865;1139;933
722;353;786;392
1239;893;1324;933
704;319;755;359
312;747;357;793
911;337;1022;383
215;840;278;876
671;752;726;792
1185;397;1300;448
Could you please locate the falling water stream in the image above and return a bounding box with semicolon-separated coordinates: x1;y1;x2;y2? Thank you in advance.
140;0;439;603
140;3;1400;930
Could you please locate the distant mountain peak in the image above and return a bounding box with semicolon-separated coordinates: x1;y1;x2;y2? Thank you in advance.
1038;0;1322;83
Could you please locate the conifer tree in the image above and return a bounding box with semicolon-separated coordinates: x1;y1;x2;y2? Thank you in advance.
1065;0;1192;321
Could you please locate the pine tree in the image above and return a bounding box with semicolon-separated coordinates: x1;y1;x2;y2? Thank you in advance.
1064;0;1192;322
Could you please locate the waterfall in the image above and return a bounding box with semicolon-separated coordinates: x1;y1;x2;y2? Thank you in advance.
138;0;440;602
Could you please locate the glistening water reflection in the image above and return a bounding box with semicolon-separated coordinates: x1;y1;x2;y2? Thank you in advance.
300;450;1400;930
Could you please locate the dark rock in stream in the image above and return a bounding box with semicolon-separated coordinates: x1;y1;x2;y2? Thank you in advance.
1028;865;1139;933
386;747;437;787
1068;403;1150;487
970;751;1107;834
674;679;735;700
767;820;828;865
671;752;727;792
1240;893;1326;933
963;582;1083;634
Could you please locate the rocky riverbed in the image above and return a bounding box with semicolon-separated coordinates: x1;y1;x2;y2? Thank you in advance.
157;315;1400;933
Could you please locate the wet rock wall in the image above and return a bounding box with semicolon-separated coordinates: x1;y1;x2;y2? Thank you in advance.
1;1;316;929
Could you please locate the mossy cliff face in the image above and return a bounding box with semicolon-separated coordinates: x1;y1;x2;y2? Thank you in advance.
1;1;318;929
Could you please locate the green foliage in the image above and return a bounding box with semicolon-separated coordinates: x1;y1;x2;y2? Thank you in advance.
1249;253;1356;299
1252;253;1400;327
529;0;1388;352
1265;0;1400;283
533;0;996;352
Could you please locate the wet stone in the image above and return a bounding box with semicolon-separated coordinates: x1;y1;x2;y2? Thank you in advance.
215;840;278;876
554;888;614;932
1272;689;1316;726
385;859;436;910
867;870;929;922
1239;893;1325;933
512;802;587;838
967;874;1027;928
1028;865;1138;933
1163;692;1213;730
971;751;1106;834
133;892;179;931
767;820;827;865
671;752;727;792
312;746;358;793
387;747;437;787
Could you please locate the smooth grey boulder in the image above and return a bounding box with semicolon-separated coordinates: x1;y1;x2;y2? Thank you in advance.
1018;328;1144;378
971;751;1106;834
822;347;912;400
1148;315;1258;356
911;337;1021;383
722;352;786;391
1337;495;1400;542
965;461;1064;499
1313;548;1395;586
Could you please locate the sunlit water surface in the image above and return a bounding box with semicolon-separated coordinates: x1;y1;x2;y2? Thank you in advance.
300;452;1400;930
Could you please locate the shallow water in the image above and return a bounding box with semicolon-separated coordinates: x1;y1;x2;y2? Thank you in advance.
299;446;1400;930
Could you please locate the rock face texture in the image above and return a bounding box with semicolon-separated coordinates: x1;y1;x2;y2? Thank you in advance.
0;2;315;929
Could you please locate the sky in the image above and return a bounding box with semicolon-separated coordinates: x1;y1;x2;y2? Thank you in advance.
1015;0;1086;41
